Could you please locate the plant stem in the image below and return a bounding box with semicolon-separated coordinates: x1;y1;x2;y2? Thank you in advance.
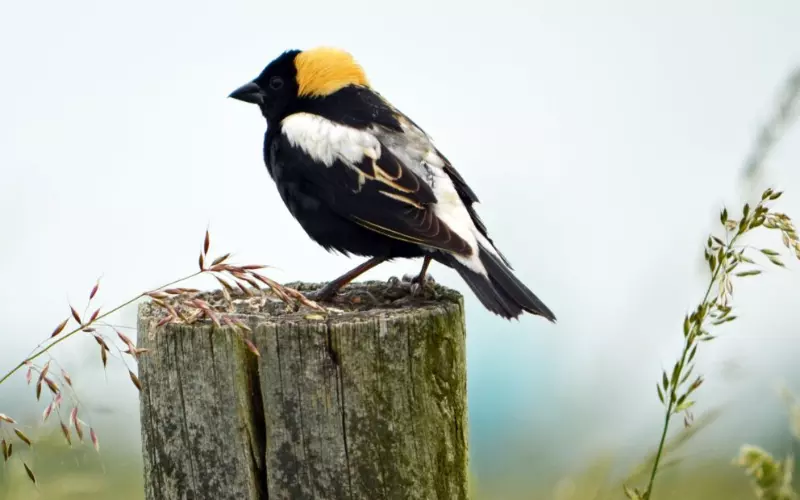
644;231;743;498
0;271;201;388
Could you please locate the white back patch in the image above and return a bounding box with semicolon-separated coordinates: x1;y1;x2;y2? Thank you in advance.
281;112;380;167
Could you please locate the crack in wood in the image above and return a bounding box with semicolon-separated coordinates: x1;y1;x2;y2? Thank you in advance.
138;281;468;500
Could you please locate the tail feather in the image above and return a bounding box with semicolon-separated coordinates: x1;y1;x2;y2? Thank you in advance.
444;245;556;322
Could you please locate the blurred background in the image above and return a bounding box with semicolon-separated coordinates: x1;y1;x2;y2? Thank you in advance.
1;0;799;498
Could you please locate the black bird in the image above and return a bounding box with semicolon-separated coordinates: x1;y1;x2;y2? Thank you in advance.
229;47;555;321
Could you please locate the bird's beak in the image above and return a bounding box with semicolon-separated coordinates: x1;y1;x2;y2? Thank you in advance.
228;81;265;105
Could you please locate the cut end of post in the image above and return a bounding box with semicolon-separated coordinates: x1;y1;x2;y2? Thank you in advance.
138;278;464;330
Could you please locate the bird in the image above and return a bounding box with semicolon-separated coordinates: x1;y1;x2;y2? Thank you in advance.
228;47;555;322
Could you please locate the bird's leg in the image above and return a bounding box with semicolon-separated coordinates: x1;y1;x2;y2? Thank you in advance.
407;255;436;296
413;255;432;284
307;256;388;302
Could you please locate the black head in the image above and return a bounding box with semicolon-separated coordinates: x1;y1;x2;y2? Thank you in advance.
229;49;301;122
229;47;370;124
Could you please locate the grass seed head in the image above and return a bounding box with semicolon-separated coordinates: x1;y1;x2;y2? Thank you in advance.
211;253;231;266
50;318;70;338
129;370;142;391
70;305;82;324
70;408;84;441
90;428;100;452
14;428;32;447
116;330;137;354
42;403;53;422
243;338;260;357
61;368;73;387
92;334;109;350
44;376;59;394
60;421;72;446
232;317;252;332
156;315;174;328
24;462;36;484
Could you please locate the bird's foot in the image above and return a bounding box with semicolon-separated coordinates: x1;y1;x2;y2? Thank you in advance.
400;273;436;285
396;273;436;296
301;285;339;303
414;273;436;286
304;283;384;307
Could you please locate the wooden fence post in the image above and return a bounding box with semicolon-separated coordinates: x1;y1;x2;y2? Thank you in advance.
137;280;469;500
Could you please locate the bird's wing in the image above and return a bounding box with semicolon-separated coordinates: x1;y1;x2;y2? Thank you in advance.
370;108;514;267
436;149;512;265
276;112;473;256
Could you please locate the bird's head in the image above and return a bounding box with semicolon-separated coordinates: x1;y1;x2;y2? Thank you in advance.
228;47;370;122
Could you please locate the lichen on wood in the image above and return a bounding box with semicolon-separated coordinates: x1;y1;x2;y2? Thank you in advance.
138;279;468;500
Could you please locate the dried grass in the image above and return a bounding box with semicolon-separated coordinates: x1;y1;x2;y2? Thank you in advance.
0;228;320;485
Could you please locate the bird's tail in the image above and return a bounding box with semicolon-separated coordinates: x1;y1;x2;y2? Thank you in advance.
443;244;556;322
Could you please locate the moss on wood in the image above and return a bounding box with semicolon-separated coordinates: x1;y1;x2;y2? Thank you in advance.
139;280;468;500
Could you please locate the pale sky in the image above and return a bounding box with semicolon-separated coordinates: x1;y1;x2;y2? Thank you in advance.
1;0;799;486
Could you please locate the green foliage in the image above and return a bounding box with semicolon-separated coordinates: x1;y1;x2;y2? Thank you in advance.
736;388;800;500
623;188;800;500
0;427;142;500
736;446;796;500
624;62;800;500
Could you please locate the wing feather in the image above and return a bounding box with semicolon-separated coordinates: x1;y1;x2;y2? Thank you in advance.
277;117;472;256
370;107;514;268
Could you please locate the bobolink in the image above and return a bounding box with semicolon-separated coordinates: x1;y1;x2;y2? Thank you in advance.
229;47;555;321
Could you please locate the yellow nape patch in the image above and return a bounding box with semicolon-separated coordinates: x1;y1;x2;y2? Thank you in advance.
295;47;369;97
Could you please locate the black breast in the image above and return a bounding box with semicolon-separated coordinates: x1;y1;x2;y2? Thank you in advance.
262;130;424;259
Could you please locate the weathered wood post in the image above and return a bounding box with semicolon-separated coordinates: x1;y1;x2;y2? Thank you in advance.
138;280;469;500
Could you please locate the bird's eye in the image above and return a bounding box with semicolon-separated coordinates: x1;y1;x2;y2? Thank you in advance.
269;77;284;90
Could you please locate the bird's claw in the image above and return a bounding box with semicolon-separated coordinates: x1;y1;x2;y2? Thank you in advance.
412;273;436;288
301;288;336;303
401;272;435;284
